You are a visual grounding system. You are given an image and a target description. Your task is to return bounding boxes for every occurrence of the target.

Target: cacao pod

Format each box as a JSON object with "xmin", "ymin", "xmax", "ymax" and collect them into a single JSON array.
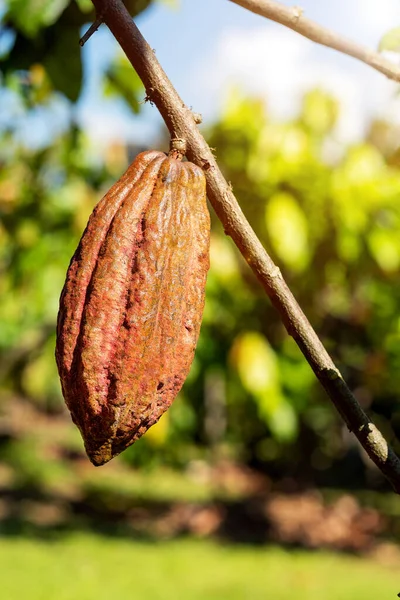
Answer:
[{"xmin": 56, "ymin": 150, "xmax": 210, "ymax": 466}]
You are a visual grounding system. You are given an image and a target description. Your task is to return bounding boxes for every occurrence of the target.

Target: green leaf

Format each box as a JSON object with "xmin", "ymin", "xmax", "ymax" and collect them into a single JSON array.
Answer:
[
  {"xmin": 368, "ymin": 228, "xmax": 400, "ymax": 273},
  {"xmin": 1, "ymin": 24, "xmax": 82, "ymax": 102},
  {"xmin": 301, "ymin": 89, "xmax": 338, "ymax": 135},
  {"xmin": 124, "ymin": 0, "xmax": 153, "ymax": 17},
  {"xmin": 43, "ymin": 26, "xmax": 82, "ymax": 102},
  {"xmin": 104, "ymin": 54, "xmax": 144, "ymax": 114},
  {"xmin": 6, "ymin": 0, "xmax": 69, "ymax": 37},
  {"xmin": 268, "ymin": 401, "xmax": 298, "ymax": 442},
  {"xmin": 379, "ymin": 26, "xmax": 400, "ymax": 52},
  {"xmin": 157, "ymin": 0, "xmax": 180, "ymax": 7},
  {"xmin": 75, "ymin": 0, "xmax": 94, "ymax": 13},
  {"xmin": 230, "ymin": 331, "xmax": 298, "ymax": 442},
  {"xmin": 209, "ymin": 234, "xmax": 240, "ymax": 283}
]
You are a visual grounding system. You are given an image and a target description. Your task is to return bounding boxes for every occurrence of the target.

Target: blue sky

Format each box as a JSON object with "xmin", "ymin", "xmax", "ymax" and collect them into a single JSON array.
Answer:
[
  {"xmin": 77, "ymin": 0, "xmax": 400, "ymax": 148},
  {"xmin": 5, "ymin": 0, "xmax": 400, "ymax": 149}
]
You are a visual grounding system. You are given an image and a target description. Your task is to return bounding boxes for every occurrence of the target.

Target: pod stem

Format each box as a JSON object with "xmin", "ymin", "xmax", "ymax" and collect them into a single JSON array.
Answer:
[{"xmin": 169, "ymin": 138, "xmax": 186, "ymax": 160}]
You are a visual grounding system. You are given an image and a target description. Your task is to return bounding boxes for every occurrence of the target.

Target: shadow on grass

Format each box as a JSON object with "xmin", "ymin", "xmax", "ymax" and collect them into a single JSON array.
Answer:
[
  {"xmin": 0, "ymin": 483, "xmax": 273, "ymax": 545},
  {"xmin": 0, "ymin": 480, "xmax": 392, "ymax": 558}
]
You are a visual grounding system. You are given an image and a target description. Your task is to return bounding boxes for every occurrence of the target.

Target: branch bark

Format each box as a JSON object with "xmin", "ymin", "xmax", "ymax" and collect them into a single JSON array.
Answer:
[
  {"xmin": 230, "ymin": 0, "xmax": 400, "ymax": 83},
  {"xmin": 90, "ymin": 0, "xmax": 400, "ymax": 493}
]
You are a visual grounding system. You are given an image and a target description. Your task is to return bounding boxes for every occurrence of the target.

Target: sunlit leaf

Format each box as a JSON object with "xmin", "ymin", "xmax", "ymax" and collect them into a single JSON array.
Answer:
[
  {"xmin": 265, "ymin": 192, "xmax": 309, "ymax": 271},
  {"xmin": 223, "ymin": 88, "xmax": 267, "ymax": 136},
  {"xmin": 379, "ymin": 26, "xmax": 400, "ymax": 52},
  {"xmin": 301, "ymin": 88, "xmax": 338, "ymax": 135},
  {"xmin": 231, "ymin": 331, "xmax": 279, "ymax": 397},
  {"xmin": 368, "ymin": 228, "xmax": 400, "ymax": 272},
  {"xmin": 230, "ymin": 333, "xmax": 298, "ymax": 441},
  {"xmin": 340, "ymin": 144, "xmax": 384, "ymax": 186},
  {"xmin": 104, "ymin": 54, "xmax": 144, "ymax": 114},
  {"xmin": 268, "ymin": 401, "xmax": 298, "ymax": 442},
  {"xmin": 6, "ymin": 0, "xmax": 69, "ymax": 37},
  {"xmin": 21, "ymin": 336, "xmax": 62, "ymax": 404},
  {"xmin": 336, "ymin": 230, "xmax": 361, "ymax": 263},
  {"xmin": 157, "ymin": 0, "xmax": 180, "ymax": 7},
  {"xmin": 15, "ymin": 219, "xmax": 40, "ymax": 248},
  {"xmin": 280, "ymin": 127, "xmax": 309, "ymax": 163},
  {"xmin": 145, "ymin": 412, "xmax": 169, "ymax": 446},
  {"xmin": 209, "ymin": 234, "xmax": 239, "ymax": 282},
  {"xmin": 75, "ymin": 0, "xmax": 93, "ymax": 12}
]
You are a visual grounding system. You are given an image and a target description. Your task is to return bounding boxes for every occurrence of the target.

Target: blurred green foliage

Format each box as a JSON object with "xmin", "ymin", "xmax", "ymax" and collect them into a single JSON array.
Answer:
[
  {"xmin": 202, "ymin": 89, "xmax": 400, "ymax": 485},
  {"xmin": 1, "ymin": 0, "xmax": 400, "ymax": 494},
  {"xmin": 0, "ymin": 0, "xmax": 153, "ymax": 101},
  {"xmin": 2, "ymin": 85, "xmax": 400, "ymax": 490}
]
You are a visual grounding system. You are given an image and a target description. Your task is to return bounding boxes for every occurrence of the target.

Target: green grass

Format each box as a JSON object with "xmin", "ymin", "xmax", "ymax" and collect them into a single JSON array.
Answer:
[{"xmin": 0, "ymin": 534, "xmax": 398, "ymax": 600}]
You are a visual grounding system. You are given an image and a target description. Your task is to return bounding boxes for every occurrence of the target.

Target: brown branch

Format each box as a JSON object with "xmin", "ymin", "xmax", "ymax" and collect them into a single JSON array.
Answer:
[
  {"xmin": 89, "ymin": 0, "xmax": 400, "ymax": 493},
  {"xmin": 79, "ymin": 15, "xmax": 104, "ymax": 47},
  {"xmin": 230, "ymin": 0, "xmax": 400, "ymax": 82}
]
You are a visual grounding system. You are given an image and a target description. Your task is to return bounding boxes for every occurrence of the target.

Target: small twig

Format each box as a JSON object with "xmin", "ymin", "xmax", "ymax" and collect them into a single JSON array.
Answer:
[
  {"xmin": 90, "ymin": 0, "xmax": 400, "ymax": 493},
  {"xmin": 230, "ymin": 0, "xmax": 400, "ymax": 83},
  {"xmin": 79, "ymin": 15, "xmax": 104, "ymax": 47}
]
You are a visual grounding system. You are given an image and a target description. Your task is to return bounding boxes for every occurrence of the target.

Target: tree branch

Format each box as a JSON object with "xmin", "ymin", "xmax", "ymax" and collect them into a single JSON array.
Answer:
[
  {"xmin": 90, "ymin": 0, "xmax": 400, "ymax": 493},
  {"xmin": 230, "ymin": 0, "xmax": 400, "ymax": 82},
  {"xmin": 79, "ymin": 15, "xmax": 104, "ymax": 47}
]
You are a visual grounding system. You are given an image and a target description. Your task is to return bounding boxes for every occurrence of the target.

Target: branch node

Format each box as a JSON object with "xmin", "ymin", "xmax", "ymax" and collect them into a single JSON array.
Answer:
[
  {"xmin": 269, "ymin": 265, "xmax": 282, "ymax": 279},
  {"xmin": 324, "ymin": 367, "xmax": 341, "ymax": 381},
  {"xmin": 192, "ymin": 112, "xmax": 203, "ymax": 124},
  {"xmin": 292, "ymin": 6, "xmax": 304, "ymax": 23},
  {"xmin": 79, "ymin": 15, "xmax": 104, "ymax": 47},
  {"xmin": 202, "ymin": 159, "xmax": 213, "ymax": 171},
  {"xmin": 144, "ymin": 87, "xmax": 155, "ymax": 105}
]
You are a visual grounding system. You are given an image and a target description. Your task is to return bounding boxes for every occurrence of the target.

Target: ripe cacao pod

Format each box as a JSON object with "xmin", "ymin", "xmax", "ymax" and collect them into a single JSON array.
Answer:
[{"xmin": 56, "ymin": 150, "xmax": 210, "ymax": 466}]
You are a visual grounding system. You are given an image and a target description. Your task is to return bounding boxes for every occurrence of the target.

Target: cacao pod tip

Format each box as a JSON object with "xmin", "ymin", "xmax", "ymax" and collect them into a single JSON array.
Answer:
[
  {"xmin": 85, "ymin": 428, "xmax": 143, "ymax": 467},
  {"xmin": 85, "ymin": 445, "xmax": 113, "ymax": 467}
]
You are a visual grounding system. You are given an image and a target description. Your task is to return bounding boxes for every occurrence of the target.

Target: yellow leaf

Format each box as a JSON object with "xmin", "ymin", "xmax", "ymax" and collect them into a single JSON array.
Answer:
[
  {"xmin": 265, "ymin": 192, "xmax": 309, "ymax": 271},
  {"xmin": 209, "ymin": 234, "xmax": 239, "ymax": 282},
  {"xmin": 145, "ymin": 411, "xmax": 169, "ymax": 447},
  {"xmin": 231, "ymin": 332, "xmax": 279, "ymax": 396},
  {"xmin": 368, "ymin": 229, "xmax": 400, "ymax": 272}
]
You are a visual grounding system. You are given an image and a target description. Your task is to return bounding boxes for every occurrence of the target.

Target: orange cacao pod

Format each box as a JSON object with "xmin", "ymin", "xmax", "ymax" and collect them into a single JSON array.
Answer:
[{"xmin": 56, "ymin": 150, "xmax": 210, "ymax": 466}]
